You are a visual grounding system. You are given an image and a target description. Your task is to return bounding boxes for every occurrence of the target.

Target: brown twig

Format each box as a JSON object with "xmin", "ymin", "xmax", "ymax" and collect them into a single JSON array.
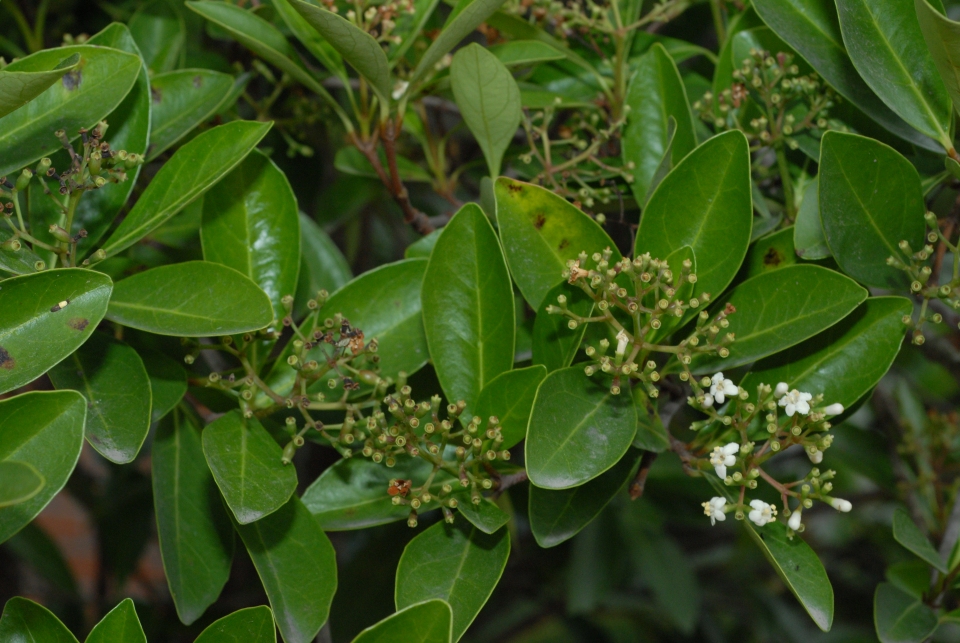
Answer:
[
  {"xmin": 628, "ymin": 451, "xmax": 659, "ymax": 499},
  {"xmin": 493, "ymin": 470, "xmax": 528, "ymax": 499}
]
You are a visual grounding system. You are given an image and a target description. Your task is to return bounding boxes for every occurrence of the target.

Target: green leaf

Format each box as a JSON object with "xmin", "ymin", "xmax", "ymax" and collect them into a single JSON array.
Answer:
[
  {"xmin": 635, "ymin": 131, "xmax": 752, "ymax": 306},
  {"xmin": 194, "ymin": 606, "xmax": 277, "ymax": 643},
  {"xmin": 794, "ymin": 178, "xmax": 830, "ymax": 260},
  {"xmin": 693, "ymin": 265, "xmax": 867, "ymax": 372},
  {"xmin": 0, "ymin": 45, "xmax": 141, "ymax": 177},
  {"xmin": 410, "ymin": 0, "xmax": 508, "ymax": 87},
  {"xmin": 874, "ymin": 582, "xmax": 939, "ymax": 643},
  {"xmin": 751, "ymin": 0, "xmax": 938, "ymax": 151},
  {"xmin": 106, "ymin": 261, "xmax": 274, "ymax": 337},
  {"xmin": 4, "ymin": 523, "xmax": 78, "ymax": 596},
  {"xmin": 495, "ymin": 178, "xmax": 619, "ymax": 310},
  {"xmin": 290, "ymin": 0, "xmax": 393, "ymax": 103},
  {"xmin": 48, "ymin": 333, "xmax": 152, "ymax": 464},
  {"xmin": 153, "ymin": 411, "xmax": 234, "ymax": 625},
  {"xmin": 272, "ymin": 0, "xmax": 346, "ymax": 78},
  {"xmin": 352, "ymin": 600, "xmax": 453, "ymax": 643},
  {"xmin": 488, "ymin": 40, "xmax": 565, "ymax": 67},
  {"xmin": 422, "ymin": 204, "xmax": 515, "ymax": 419},
  {"xmin": 396, "ymin": 519, "xmax": 509, "ymax": 642},
  {"xmin": 450, "ymin": 43, "xmax": 521, "ymax": 177},
  {"xmin": 234, "ymin": 495, "xmax": 338, "ymax": 643},
  {"xmin": 529, "ymin": 449, "xmax": 639, "ymax": 548},
  {"xmin": 129, "ymin": 0, "xmax": 185, "ymax": 73},
  {"xmin": 85, "ymin": 599, "xmax": 146, "ymax": 643},
  {"xmin": 742, "ymin": 297, "xmax": 910, "ymax": 408},
  {"xmin": 140, "ymin": 349, "xmax": 187, "ymax": 423},
  {"xmin": 0, "ymin": 597, "xmax": 79, "ymax": 643},
  {"xmin": 100, "ymin": 120, "xmax": 271, "ymax": 257},
  {"xmin": 201, "ymin": 150, "xmax": 301, "ymax": 321},
  {"xmin": 0, "ymin": 391, "xmax": 85, "ymax": 544},
  {"xmin": 0, "ymin": 461, "xmax": 44, "ymax": 509},
  {"xmin": 819, "ymin": 131, "xmax": 925, "ymax": 289},
  {"xmin": 0, "ymin": 269, "xmax": 113, "ymax": 395},
  {"xmin": 622, "ymin": 43, "xmax": 697, "ymax": 205},
  {"xmin": 526, "ymin": 366, "xmax": 637, "ymax": 489},
  {"xmin": 202, "ymin": 410, "xmax": 298, "ymax": 524},
  {"xmin": 0, "ymin": 229, "xmax": 43, "ymax": 275},
  {"xmin": 474, "ymin": 365, "xmax": 547, "ymax": 449},
  {"xmin": 532, "ymin": 282, "xmax": 594, "ymax": 372},
  {"xmin": 302, "ymin": 455, "xmax": 434, "ymax": 530},
  {"xmin": 0, "ymin": 53, "xmax": 79, "ymax": 119},
  {"xmin": 147, "ymin": 69, "xmax": 236, "ymax": 160},
  {"xmin": 334, "ymin": 146, "xmax": 433, "ymax": 183},
  {"xmin": 294, "ymin": 214, "xmax": 352, "ymax": 318},
  {"xmin": 893, "ymin": 508, "xmax": 948, "ymax": 573},
  {"xmin": 455, "ymin": 498, "xmax": 510, "ymax": 535},
  {"xmin": 836, "ymin": 0, "xmax": 951, "ymax": 149},
  {"xmin": 916, "ymin": 0, "xmax": 960, "ymax": 130}
]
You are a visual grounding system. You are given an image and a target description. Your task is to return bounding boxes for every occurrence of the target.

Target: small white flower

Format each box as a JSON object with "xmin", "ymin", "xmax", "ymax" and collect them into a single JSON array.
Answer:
[
  {"xmin": 709, "ymin": 442, "xmax": 739, "ymax": 478},
  {"xmin": 807, "ymin": 447, "xmax": 823, "ymax": 464},
  {"xmin": 774, "ymin": 382, "xmax": 789, "ymax": 398},
  {"xmin": 779, "ymin": 389, "xmax": 813, "ymax": 417},
  {"xmin": 701, "ymin": 393, "xmax": 715, "ymax": 409},
  {"xmin": 710, "ymin": 372, "xmax": 739, "ymax": 404},
  {"xmin": 615, "ymin": 329, "xmax": 629, "ymax": 357},
  {"xmin": 823, "ymin": 403, "xmax": 844, "ymax": 416},
  {"xmin": 748, "ymin": 499, "xmax": 777, "ymax": 527},
  {"xmin": 829, "ymin": 497, "xmax": 852, "ymax": 512},
  {"xmin": 788, "ymin": 508, "xmax": 803, "ymax": 531},
  {"xmin": 391, "ymin": 80, "xmax": 409, "ymax": 100},
  {"xmin": 702, "ymin": 497, "xmax": 727, "ymax": 525}
]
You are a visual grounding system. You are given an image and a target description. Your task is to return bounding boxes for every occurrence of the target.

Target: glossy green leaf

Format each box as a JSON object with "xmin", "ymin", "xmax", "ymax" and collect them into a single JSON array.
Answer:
[
  {"xmin": 153, "ymin": 411, "xmax": 234, "ymax": 625},
  {"xmin": 0, "ymin": 45, "xmax": 141, "ymax": 177},
  {"xmin": 234, "ymin": 495, "xmax": 337, "ymax": 643},
  {"xmin": 147, "ymin": 69, "xmax": 235, "ymax": 160},
  {"xmin": 0, "ymin": 462, "xmax": 44, "ymax": 509},
  {"xmin": 0, "ymin": 391, "xmax": 85, "ymax": 544},
  {"xmin": 529, "ymin": 449, "xmax": 639, "ymax": 548},
  {"xmin": 450, "ymin": 43, "xmax": 520, "ymax": 177},
  {"xmin": 916, "ymin": 0, "xmax": 960, "ymax": 126},
  {"xmin": 751, "ymin": 0, "xmax": 937, "ymax": 151},
  {"xmin": 455, "ymin": 498, "xmax": 509, "ymax": 535},
  {"xmin": 893, "ymin": 508, "xmax": 947, "ymax": 573},
  {"xmin": 291, "ymin": 0, "xmax": 392, "ymax": 103},
  {"xmin": 532, "ymin": 282, "xmax": 594, "ymax": 372},
  {"xmin": 302, "ymin": 455, "xmax": 434, "ymax": 530},
  {"xmin": 422, "ymin": 204, "xmax": 515, "ymax": 418},
  {"xmin": 201, "ymin": 150, "xmax": 301, "ymax": 321},
  {"xmin": 635, "ymin": 131, "xmax": 752, "ymax": 305},
  {"xmin": 474, "ymin": 365, "xmax": 547, "ymax": 449},
  {"xmin": 273, "ymin": 0, "xmax": 346, "ymax": 78},
  {"xmin": 140, "ymin": 350, "xmax": 187, "ymax": 423},
  {"xmin": 526, "ymin": 366, "xmax": 637, "ymax": 489},
  {"xmin": 334, "ymin": 146, "xmax": 433, "ymax": 183},
  {"xmin": 495, "ymin": 178, "xmax": 619, "ymax": 310},
  {"xmin": 353, "ymin": 600, "xmax": 452, "ymax": 643},
  {"xmin": 295, "ymin": 214, "xmax": 352, "ymax": 318},
  {"xmin": 410, "ymin": 0, "xmax": 508, "ymax": 87},
  {"xmin": 202, "ymin": 410, "xmax": 297, "ymax": 524},
  {"xmin": 836, "ymin": 0, "xmax": 951, "ymax": 148},
  {"xmin": 489, "ymin": 40, "xmax": 565, "ymax": 66},
  {"xmin": 194, "ymin": 606, "xmax": 277, "ymax": 643},
  {"xmin": 0, "ymin": 269, "xmax": 112, "ymax": 395},
  {"xmin": 622, "ymin": 43, "xmax": 697, "ymax": 205},
  {"xmin": 100, "ymin": 120, "xmax": 272, "ymax": 257},
  {"xmin": 694, "ymin": 265, "xmax": 867, "ymax": 372},
  {"xmin": 742, "ymin": 297, "xmax": 911, "ymax": 409},
  {"xmin": 794, "ymin": 178, "xmax": 830, "ymax": 260},
  {"xmin": 874, "ymin": 582, "xmax": 939, "ymax": 643},
  {"xmin": 0, "ymin": 597, "xmax": 78, "ymax": 643},
  {"xmin": 48, "ymin": 333, "xmax": 152, "ymax": 464},
  {"xmin": 0, "ymin": 53, "xmax": 79, "ymax": 118},
  {"xmin": 107, "ymin": 261, "xmax": 274, "ymax": 337},
  {"xmin": 819, "ymin": 131, "xmax": 925, "ymax": 289},
  {"xmin": 129, "ymin": 0, "xmax": 185, "ymax": 73},
  {"xmin": 486, "ymin": 12, "xmax": 599, "ymax": 80},
  {"xmin": 85, "ymin": 598, "xmax": 146, "ymax": 643},
  {"xmin": 0, "ymin": 229, "xmax": 43, "ymax": 275},
  {"xmin": 396, "ymin": 519, "xmax": 509, "ymax": 642}
]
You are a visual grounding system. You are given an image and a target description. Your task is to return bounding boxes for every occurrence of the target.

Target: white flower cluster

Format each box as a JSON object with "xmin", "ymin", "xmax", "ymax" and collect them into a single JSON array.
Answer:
[{"xmin": 700, "ymin": 372, "xmax": 738, "ymax": 408}]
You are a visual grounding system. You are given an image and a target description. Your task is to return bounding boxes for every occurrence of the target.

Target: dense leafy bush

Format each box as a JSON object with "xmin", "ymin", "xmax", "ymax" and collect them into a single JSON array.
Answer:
[{"xmin": 2, "ymin": 0, "xmax": 960, "ymax": 641}]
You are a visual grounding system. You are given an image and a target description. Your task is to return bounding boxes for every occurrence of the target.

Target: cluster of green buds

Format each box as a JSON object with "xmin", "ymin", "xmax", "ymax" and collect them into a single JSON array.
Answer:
[
  {"xmin": 550, "ymin": 247, "xmax": 734, "ymax": 396},
  {"xmin": 325, "ymin": 0, "xmax": 416, "ymax": 46},
  {"xmin": 695, "ymin": 48, "xmax": 836, "ymax": 152},
  {"xmin": 506, "ymin": 0, "xmax": 688, "ymax": 41},
  {"xmin": 690, "ymin": 378, "xmax": 851, "ymax": 536},
  {"xmin": 887, "ymin": 212, "xmax": 956, "ymax": 344}
]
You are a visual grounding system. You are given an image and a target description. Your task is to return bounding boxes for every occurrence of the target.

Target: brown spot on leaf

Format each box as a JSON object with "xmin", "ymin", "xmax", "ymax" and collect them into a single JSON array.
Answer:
[
  {"xmin": 68, "ymin": 318, "xmax": 89, "ymax": 331},
  {"xmin": 534, "ymin": 213, "xmax": 546, "ymax": 230},
  {"xmin": 193, "ymin": 75, "xmax": 204, "ymax": 88},
  {"xmin": 62, "ymin": 70, "xmax": 82, "ymax": 91},
  {"xmin": 507, "ymin": 183, "xmax": 523, "ymax": 194},
  {"xmin": 558, "ymin": 238, "xmax": 570, "ymax": 251},
  {"xmin": 763, "ymin": 247, "xmax": 782, "ymax": 267},
  {"xmin": 151, "ymin": 86, "xmax": 163, "ymax": 104},
  {"xmin": 0, "ymin": 347, "xmax": 14, "ymax": 370}
]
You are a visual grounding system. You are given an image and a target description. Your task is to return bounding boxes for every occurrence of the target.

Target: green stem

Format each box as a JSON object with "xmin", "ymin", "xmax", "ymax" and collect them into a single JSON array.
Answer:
[
  {"xmin": 774, "ymin": 142, "xmax": 796, "ymax": 221},
  {"xmin": 709, "ymin": 0, "xmax": 726, "ymax": 44}
]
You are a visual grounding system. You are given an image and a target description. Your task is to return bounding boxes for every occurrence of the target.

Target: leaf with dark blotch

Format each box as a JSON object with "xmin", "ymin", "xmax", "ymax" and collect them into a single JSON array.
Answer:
[{"xmin": 0, "ymin": 53, "xmax": 79, "ymax": 118}]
